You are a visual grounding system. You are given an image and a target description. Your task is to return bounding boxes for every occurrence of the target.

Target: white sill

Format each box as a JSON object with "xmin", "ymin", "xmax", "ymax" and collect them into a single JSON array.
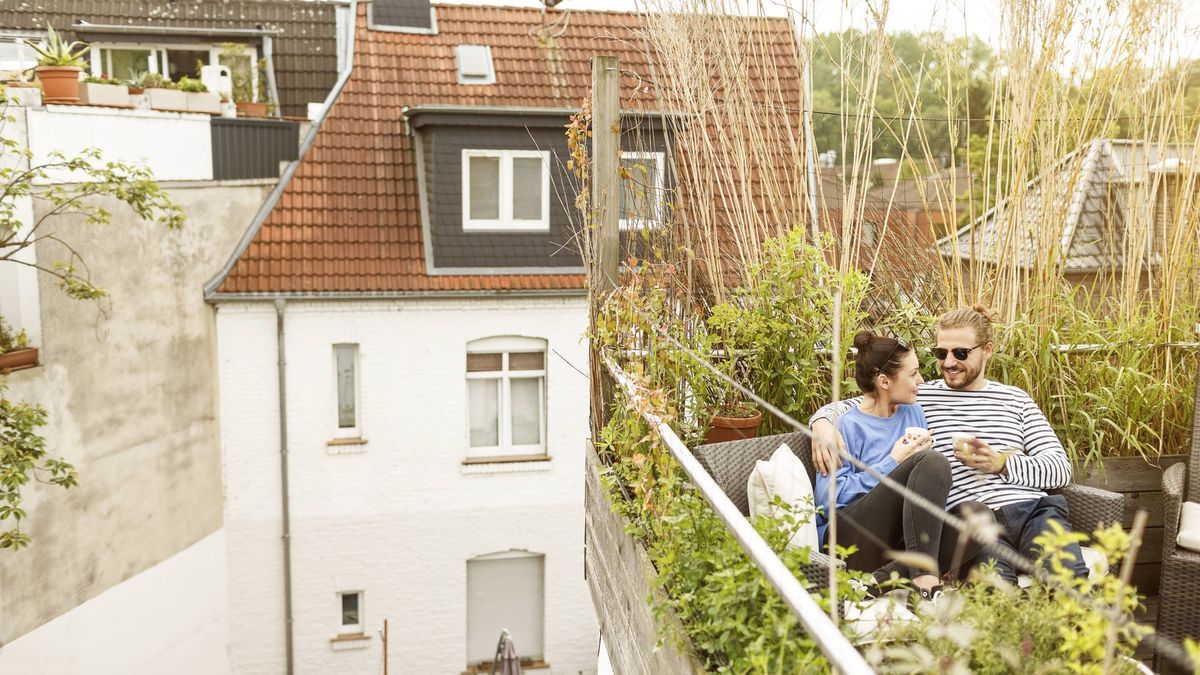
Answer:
[
  {"xmin": 461, "ymin": 455, "xmax": 552, "ymax": 475},
  {"xmin": 330, "ymin": 633, "xmax": 370, "ymax": 651},
  {"xmin": 327, "ymin": 437, "xmax": 368, "ymax": 455},
  {"xmin": 462, "ymin": 222, "xmax": 550, "ymax": 233}
]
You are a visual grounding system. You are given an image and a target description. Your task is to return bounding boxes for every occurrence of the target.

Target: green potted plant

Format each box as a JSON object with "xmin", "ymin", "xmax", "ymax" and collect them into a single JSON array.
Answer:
[
  {"xmin": 21, "ymin": 25, "xmax": 89, "ymax": 103},
  {"xmin": 137, "ymin": 72, "xmax": 187, "ymax": 112},
  {"xmin": 705, "ymin": 393, "xmax": 762, "ymax": 444},
  {"xmin": 177, "ymin": 76, "xmax": 220, "ymax": 114},
  {"xmin": 78, "ymin": 73, "xmax": 130, "ymax": 107},
  {"xmin": 0, "ymin": 317, "xmax": 37, "ymax": 373}
]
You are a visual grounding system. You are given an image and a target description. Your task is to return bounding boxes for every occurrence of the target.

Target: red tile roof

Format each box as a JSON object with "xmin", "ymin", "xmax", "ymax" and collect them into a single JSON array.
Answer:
[{"xmin": 214, "ymin": 3, "xmax": 801, "ymax": 295}]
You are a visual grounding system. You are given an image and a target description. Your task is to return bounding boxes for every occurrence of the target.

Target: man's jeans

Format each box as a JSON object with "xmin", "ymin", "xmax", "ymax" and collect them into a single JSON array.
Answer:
[{"xmin": 979, "ymin": 494, "xmax": 1090, "ymax": 584}]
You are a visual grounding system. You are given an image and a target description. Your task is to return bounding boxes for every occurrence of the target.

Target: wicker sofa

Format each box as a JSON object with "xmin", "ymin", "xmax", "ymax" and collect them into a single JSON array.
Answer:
[
  {"xmin": 1155, "ymin": 373, "xmax": 1200, "ymax": 674},
  {"xmin": 693, "ymin": 430, "xmax": 1126, "ymax": 584}
]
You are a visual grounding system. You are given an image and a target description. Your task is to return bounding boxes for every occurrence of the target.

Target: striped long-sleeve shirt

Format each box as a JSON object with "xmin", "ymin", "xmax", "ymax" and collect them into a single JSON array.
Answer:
[{"xmin": 811, "ymin": 380, "xmax": 1072, "ymax": 510}]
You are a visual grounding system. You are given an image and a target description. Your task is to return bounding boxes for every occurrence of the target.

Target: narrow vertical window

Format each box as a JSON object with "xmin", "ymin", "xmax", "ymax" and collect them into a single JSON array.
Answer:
[
  {"xmin": 334, "ymin": 344, "xmax": 359, "ymax": 436},
  {"xmin": 618, "ymin": 151, "xmax": 665, "ymax": 230},
  {"xmin": 339, "ymin": 591, "xmax": 363, "ymax": 634}
]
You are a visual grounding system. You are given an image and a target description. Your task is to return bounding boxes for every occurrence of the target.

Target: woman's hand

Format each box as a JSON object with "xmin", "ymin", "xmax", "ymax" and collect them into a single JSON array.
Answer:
[
  {"xmin": 811, "ymin": 419, "xmax": 844, "ymax": 476},
  {"xmin": 891, "ymin": 430, "xmax": 933, "ymax": 464}
]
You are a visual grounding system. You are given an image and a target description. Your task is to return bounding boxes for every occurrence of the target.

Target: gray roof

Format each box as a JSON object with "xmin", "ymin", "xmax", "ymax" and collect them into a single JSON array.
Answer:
[{"xmin": 937, "ymin": 139, "xmax": 1197, "ymax": 271}]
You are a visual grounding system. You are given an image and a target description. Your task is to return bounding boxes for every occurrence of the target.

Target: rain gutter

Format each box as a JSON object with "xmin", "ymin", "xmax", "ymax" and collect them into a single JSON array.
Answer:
[{"xmin": 275, "ymin": 297, "xmax": 295, "ymax": 675}]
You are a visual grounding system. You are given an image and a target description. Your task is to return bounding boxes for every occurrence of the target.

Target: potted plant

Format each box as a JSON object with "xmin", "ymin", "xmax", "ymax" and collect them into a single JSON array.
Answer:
[
  {"xmin": 0, "ymin": 317, "xmax": 37, "ymax": 372},
  {"xmin": 78, "ymin": 73, "xmax": 130, "ymax": 107},
  {"xmin": 137, "ymin": 73, "xmax": 187, "ymax": 112},
  {"xmin": 705, "ymin": 395, "xmax": 762, "ymax": 444},
  {"xmin": 177, "ymin": 76, "xmax": 220, "ymax": 114},
  {"xmin": 22, "ymin": 25, "xmax": 89, "ymax": 103}
]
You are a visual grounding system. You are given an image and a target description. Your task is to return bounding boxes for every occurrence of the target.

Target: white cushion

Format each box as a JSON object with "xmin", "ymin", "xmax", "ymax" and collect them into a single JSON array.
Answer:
[
  {"xmin": 1016, "ymin": 545, "xmax": 1108, "ymax": 588},
  {"xmin": 1178, "ymin": 501, "xmax": 1200, "ymax": 553},
  {"xmin": 843, "ymin": 594, "xmax": 918, "ymax": 642},
  {"xmin": 747, "ymin": 443, "xmax": 819, "ymax": 550}
]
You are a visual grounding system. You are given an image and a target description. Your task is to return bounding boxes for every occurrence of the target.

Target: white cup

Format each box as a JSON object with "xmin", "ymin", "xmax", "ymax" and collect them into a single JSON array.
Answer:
[{"xmin": 903, "ymin": 426, "xmax": 931, "ymax": 445}]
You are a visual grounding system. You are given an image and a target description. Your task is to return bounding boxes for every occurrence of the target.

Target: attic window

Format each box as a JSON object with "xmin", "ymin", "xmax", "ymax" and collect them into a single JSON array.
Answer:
[{"xmin": 456, "ymin": 45, "xmax": 495, "ymax": 85}]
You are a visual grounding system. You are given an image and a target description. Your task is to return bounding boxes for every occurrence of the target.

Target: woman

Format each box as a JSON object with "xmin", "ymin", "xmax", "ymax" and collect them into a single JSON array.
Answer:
[{"xmin": 813, "ymin": 330, "xmax": 953, "ymax": 600}]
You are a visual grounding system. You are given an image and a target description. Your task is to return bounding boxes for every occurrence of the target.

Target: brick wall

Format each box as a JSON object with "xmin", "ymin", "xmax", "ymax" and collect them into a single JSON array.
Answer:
[{"xmin": 217, "ymin": 295, "xmax": 597, "ymax": 673}]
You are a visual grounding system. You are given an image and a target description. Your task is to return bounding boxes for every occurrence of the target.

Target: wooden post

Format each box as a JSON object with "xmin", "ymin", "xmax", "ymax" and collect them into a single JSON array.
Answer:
[
  {"xmin": 589, "ymin": 55, "xmax": 620, "ymax": 442},
  {"xmin": 591, "ymin": 55, "xmax": 620, "ymax": 292},
  {"xmin": 382, "ymin": 619, "xmax": 388, "ymax": 675}
]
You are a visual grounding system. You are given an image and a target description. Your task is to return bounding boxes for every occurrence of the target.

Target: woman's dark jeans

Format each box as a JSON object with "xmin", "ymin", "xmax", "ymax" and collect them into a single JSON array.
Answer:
[{"xmin": 821, "ymin": 450, "xmax": 993, "ymax": 583}]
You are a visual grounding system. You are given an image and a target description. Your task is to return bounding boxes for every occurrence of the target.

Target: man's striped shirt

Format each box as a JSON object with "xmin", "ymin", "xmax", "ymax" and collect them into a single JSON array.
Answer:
[{"xmin": 812, "ymin": 380, "xmax": 1072, "ymax": 510}]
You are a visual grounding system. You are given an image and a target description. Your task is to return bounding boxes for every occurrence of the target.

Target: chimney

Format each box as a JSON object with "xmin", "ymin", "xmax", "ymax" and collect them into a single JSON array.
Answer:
[{"xmin": 371, "ymin": 0, "xmax": 435, "ymax": 32}]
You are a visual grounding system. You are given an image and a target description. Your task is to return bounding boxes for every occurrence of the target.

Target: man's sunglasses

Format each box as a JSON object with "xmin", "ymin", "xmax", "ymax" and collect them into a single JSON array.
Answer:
[{"xmin": 931, "ymin": 344, "xmax": 985, "ymax": 361}]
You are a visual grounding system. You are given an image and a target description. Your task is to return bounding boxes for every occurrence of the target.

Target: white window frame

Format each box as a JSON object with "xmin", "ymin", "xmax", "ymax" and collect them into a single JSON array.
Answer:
[
  {"xmin": 465, "ymin": 336, "xmax": 547, "ymax": 459},
  {"xmin": 461, "ymin": 150, "xmax": 551, "ymax": 232},
  {"xmin": 618, "ymin": 151, "xmax": 665, "ymax": 231},
  {"xmin": 88, "ymin": 41, "xmax": 258, "ymax": 97},
  {"xmin": 332, "ymin": 343, "xmax": 361, "ymax": 439},
  {"xmin": 338, "ymin": 591, "xmax": 364, "ymax": 635},
  {"xmin": 466, "ymin": 551, "xmax": 544, "ymax": 667}
]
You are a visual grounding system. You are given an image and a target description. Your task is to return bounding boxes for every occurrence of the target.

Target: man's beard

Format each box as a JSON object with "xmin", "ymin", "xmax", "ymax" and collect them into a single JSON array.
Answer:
[{"xmin": 940, "ymin": 361, "xmax": 982, "ymax": 389}]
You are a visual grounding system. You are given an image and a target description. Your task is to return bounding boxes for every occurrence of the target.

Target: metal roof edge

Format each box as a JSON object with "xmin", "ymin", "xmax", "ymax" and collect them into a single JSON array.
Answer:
[
  {"xmin": 202, "ymin": 0, "xmax": 360, "ymax": 300},
  {"xmin": 403, "ymin": 104, "xmax": 684, "ymax": 118},
  {"xmin": 74, "ymin": 21, "xmax": 283, "ymax": 37},
  {"xmin": 207, "ymin": 288, "xmax": 588, "ymax": 303}
]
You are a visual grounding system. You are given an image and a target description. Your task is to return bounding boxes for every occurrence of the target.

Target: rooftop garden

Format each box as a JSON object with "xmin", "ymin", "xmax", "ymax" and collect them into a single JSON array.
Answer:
[{"xmin": 580, "ymin": 0, "xmax": 1200, "ymax": 671}]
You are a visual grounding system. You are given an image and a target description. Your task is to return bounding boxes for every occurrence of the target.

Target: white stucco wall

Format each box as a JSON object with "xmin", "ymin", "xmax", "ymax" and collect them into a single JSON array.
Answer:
[
  {"xmin": 0, "ymin": 529, "xmax": 229, "ymax": 675},
  {"xmin": 26, "ymin": 106, "xmax": 213, "ymax": 182},
  {"xmin": 217, "ymin": 295, "xmax": 597, "ymax": 675}
]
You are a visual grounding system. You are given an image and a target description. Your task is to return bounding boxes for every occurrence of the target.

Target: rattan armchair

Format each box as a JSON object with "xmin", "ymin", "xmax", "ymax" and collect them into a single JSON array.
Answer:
[
  {"xmin": 693, "ymin": 431, "xmax": 1125, "ymax": 584},
  {"xmin": 1155, "ymin": 373, "xmax": 1200, "ymax": 674}
]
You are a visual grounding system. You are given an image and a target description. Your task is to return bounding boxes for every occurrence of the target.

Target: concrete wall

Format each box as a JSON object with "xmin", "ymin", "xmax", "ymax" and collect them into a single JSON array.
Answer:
[
  {"xmin": 27, "ymin": 106, "xmax": 214, "ymax": 182},
  {"xmin": 0, "ymin": 530, "xmax": 230, "ymax": 675},
  {"xmin": 217, "ymin": 296, "xmax": 599, "ymax": 674},
  {"xmin": 0, "ymin": 177, "xmax": 272, "ymax": 646}
]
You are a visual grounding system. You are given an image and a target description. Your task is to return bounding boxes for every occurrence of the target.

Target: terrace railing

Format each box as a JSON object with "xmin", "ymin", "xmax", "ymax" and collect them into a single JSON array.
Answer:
[{"xmin": 211, "ymin": 117, "xmax": 300, "ymax": 181}]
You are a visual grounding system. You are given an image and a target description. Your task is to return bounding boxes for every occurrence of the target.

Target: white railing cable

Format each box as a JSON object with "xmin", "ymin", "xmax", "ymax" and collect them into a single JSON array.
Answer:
[
  {"xmin": 607, "ymin": 303, "xmax": 1196, "ymax": 671},
  {"xmin": 603, "ymin": 355, "xmax": 874, "ymax": 674}
]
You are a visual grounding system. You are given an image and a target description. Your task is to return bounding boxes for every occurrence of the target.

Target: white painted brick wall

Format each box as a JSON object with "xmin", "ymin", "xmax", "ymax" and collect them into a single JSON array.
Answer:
[{"xmin": 218, "ymin": 296, "xmax": 598, "ymax": 674}]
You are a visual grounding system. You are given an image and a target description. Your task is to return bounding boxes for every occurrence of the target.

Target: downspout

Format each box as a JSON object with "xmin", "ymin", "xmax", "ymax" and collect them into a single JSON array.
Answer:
[{"xmin": 275, "ymin": 297, "xmax": 295, "ymax": 675}]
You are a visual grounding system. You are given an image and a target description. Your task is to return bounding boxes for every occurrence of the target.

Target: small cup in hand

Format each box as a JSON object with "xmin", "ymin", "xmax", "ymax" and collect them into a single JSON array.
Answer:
[
  {"xmin": 953, "ymin": 433, "xmax": 977, "ymax": 459},
  {"xmin": 902, "ymin": 427, "xmax": 932, "ymax": 446}
]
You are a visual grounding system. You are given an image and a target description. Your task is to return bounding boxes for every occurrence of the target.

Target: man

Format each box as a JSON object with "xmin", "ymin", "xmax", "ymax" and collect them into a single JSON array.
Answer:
[{"xmin": 810, "ymin": 305, "xmax": 1089, "ymax": 583}]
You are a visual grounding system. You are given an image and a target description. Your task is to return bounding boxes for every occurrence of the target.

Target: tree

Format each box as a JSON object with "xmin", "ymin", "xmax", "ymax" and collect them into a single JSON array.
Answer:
[{"xmin": 0, "ymin": 98, "xmax": 183, "ymax": 549}]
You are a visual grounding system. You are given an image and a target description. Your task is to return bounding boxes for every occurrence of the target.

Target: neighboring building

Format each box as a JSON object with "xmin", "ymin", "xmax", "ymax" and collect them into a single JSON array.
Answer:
[
  {"xmin": 0, "ymin": 98, "xmax": 306, "ymax": 671},
  {"xmin": 0, "ymin": 0, "xmax": 345, "ymax": 117},
  {"xmin": 937, "ymin": 138, "xmax": 1200, "ymax": 291},
  {"xmin": 204, "ymin": 1, "xmax": 675, "ymax": 672}
]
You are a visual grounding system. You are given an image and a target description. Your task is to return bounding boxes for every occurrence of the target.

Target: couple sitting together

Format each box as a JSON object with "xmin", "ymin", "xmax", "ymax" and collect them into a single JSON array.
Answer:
[{"xmin": 810, "ymin": 305, "xmax": 1089, "ymax": 601}]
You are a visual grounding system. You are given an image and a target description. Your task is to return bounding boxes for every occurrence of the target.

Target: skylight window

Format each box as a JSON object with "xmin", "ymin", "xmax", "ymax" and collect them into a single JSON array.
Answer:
[{"xmin": 456, "ymin": 45, "xmax": 495, "ymax": 85}]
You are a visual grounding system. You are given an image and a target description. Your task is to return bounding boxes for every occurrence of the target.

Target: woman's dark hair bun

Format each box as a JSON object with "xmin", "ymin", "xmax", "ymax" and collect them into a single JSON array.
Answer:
[{"xmin": 853, "ymin": 330, "xmax": 875, "ymax": 352}]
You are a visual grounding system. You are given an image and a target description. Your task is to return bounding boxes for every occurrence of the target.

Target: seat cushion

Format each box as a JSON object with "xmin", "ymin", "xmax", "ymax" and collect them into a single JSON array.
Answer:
[
  {"xmin": 747, "ymin": 442, "xmax": 819, "ymax": 550},
  {"xmin": 1178, "ymin": 501, "xmax": 1200, "ymax": 553}
]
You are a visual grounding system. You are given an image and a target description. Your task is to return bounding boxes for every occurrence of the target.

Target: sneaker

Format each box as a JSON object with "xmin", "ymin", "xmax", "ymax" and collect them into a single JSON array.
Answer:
[{"xmin": 908, "ymin": 581, "xmax": 948, "ymax": 609}]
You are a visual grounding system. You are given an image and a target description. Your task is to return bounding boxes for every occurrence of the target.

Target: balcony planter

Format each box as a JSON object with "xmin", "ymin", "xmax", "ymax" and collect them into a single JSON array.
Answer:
[
  {"xmin": 34, "ymin": 66, "xmax": 81, "ymax": 103},
  {"xmin": 146, "ymin": 87, "xmax": 188, "ymax": 112},
  {"xmin": 705, "ymin": 404, "xmax": 762, "ymax": 444},
  {"xmin": 185, "ymin": 91, "xmax": 221, "ymax": 115},
  {"xmin": 236, "ymin": 100, "xmax": 269, "ymax": 118},
  {"xmin": 0, "ymin": 347, "xmax": 38, "ymax": 373},
  {"xmin": 78, "ymin": 82, "xmax": 131, "ymax": 107}
]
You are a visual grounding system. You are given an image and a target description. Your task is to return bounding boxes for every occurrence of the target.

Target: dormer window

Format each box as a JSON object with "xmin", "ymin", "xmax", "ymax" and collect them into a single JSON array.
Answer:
[{"xmin": 456, "ymin": 45, "xmax": 495, "ymax": 85}]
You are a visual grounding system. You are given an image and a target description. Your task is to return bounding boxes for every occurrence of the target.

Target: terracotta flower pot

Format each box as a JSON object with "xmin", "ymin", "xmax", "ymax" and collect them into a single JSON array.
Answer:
[
  {"xmin": 35, "ymin": 66, "xmax": 82, "ymax": 103},
  {"xmin": 236, "ymin": 100, "xmax": 268, "ymax": 118},
  {"xmin": 0, "ymin": 347, "xmax": 38, "ymax": 372},
  {"xmin": 705, "ymin": 408, "xmax": 763, "ymax": 444}
]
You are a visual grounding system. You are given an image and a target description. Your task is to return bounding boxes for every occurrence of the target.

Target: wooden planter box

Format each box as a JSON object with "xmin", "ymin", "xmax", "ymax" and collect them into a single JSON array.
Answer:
[
  {"xmin": 0, "ymin": 347, "xmax": 38, "ymax": 372},
  {"xmin": 585, "ymin": 444, "xmax": 706, "ymax": 674},
  {"xmin": 185, "ymin": 91, "xmax": 221, "ymax": 115},
  {"xmin": 78, "ymin": 82, "xmax": 131, "ymax": 107},
  {"xmin": 145, "ymin": 88, "xmax": 187, "ymax": 112},
  {"xmin": 1075, "ymin": 453, "xmax": 1187, "ymax": 597}
]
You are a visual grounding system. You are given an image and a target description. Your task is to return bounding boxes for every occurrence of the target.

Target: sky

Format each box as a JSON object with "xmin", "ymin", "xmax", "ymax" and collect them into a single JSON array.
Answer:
[{"xmin": 434, "ymin": 0, "xmax": 1200, "ymax": 62}]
